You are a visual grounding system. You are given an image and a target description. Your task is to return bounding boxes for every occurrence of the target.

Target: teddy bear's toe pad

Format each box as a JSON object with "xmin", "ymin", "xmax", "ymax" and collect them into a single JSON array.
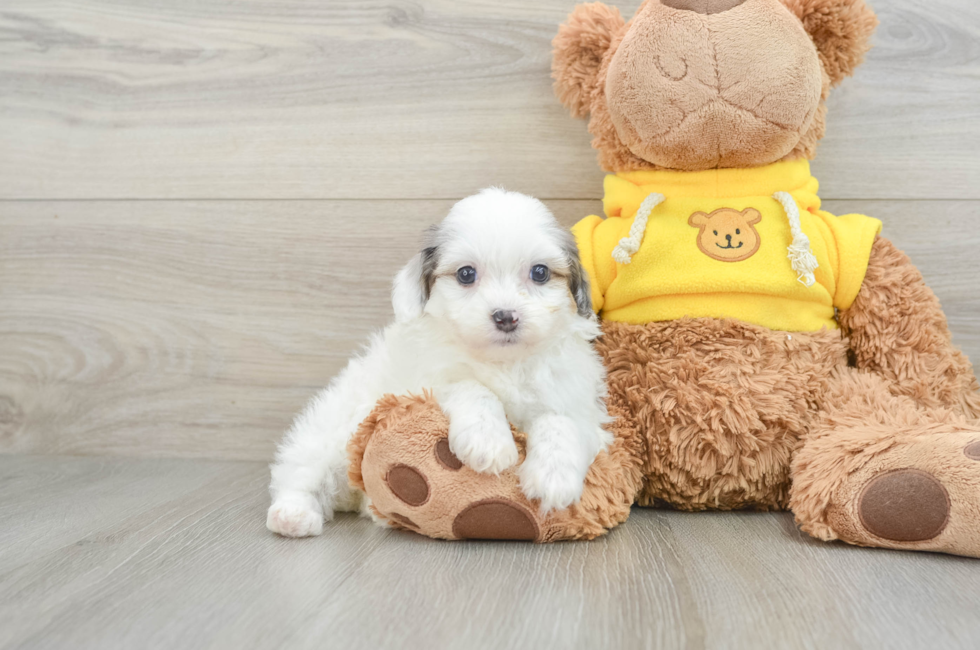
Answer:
[
  {"xmin": 388, "ymin": 512, "xmax": 420, "ymax": 530},
  {"xmin": 964, "ymin": 441, "xmax": 980, "ymax": 461},
  {"xmin": 857, "ymin": 469, "xmax": 950, "ymax": 543},
  {"xmin": 435, "ymin": 437, "xmax": 464, "ymax": 470},
  {"xmin": 385, "ymin": 464, "xmax": 430, "ymax": 506},
  {"xmin": 452, "ymin": 499, "xmax": 540, "ymax": 541}
]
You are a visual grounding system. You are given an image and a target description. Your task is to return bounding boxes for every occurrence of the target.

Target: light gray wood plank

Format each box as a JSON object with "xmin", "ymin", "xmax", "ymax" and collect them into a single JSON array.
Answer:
[
  {"xmin": 0, "ymin": 455, "xmax": 250, "ymax": 569},
  {"xmin": 0, "ymin": 0, "xmax": 978, "ymax": 200},
  {"xmin": 2, "ymin": 199, "xmax": 978, "ymax": 461},
  {"xmin": 816, "ymin": 0, "xmax": 980, "ymax": 200},
  {"xmin": 1, "ymin": 455, "xmax": 980, "ymax": 650}
]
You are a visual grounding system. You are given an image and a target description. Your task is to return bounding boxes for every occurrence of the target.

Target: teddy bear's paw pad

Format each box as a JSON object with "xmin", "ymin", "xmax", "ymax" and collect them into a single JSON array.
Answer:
[
  {"xmin": 385, "ymin": 464, "xmax": 430, "ymax": 506},
  {"xmin": 452, "ymin": 498, "xmax": 540, "ymax": 541},
  {"xmin": 388, "ymin": 512, "xmax": 420, "ymax": 531},
  {"xmin": 857, "ymin": 469, "xmax": 950, "ymax": 543},
  {"xmin": 964, "ymin": 441, "xmax": 980, "ymax": 461},
  {"xmin": 435, "ymin": 437, "xmax": 463, "ymax": 470}
]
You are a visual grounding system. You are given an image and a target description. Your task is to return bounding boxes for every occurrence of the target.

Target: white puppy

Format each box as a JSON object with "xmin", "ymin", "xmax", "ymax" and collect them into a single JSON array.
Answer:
[{"xmin": 267, "ymin": 188, "xmax": 611, "ymax": 537}]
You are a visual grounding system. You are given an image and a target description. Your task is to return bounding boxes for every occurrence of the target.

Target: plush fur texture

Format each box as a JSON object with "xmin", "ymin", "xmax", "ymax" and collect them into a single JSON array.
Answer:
[
  {"xmin": 552, "ymin": 2, "xmax": 625, "ymax": 119},
  {"xmin": 783, "ymin": 0, "xmax": 879, "ymax": 87},
  {"xmin": 787, "ymin": 236, "xmax": 980, "ymax": 553},
  {"xmin": 552, "ymin": 0, "xmax": 876, "ymax": 172},
  {"xmin": 267, "ymin": 189, "xmax": 610, "ymax": 537},
  {"xmin": 597, "ymin": 318, "xmax": 847, "ymax": 511},
  {"xmin": 791, "ymin": 368, "xmax": 980, "ymax": 555},
  {"xmin": 604, "ymin": 0, "xmax": 823, "ymax": 170},
  {"xmin": 839, "ymin": 237, "xmax": 980, "ymax": 416}
]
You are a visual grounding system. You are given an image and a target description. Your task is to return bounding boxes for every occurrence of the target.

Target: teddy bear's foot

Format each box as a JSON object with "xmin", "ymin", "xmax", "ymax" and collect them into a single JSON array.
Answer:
[
  {"xmin": 346, "ymin": 393, "xmax": 644, "ymax": 542},
  {"xmin": 793, "ymin": 415, "xmax": 980, "ymax": 557},
  {"xmin": 835, "ymin": 431, "xmax": 980, "ymax": 556}
]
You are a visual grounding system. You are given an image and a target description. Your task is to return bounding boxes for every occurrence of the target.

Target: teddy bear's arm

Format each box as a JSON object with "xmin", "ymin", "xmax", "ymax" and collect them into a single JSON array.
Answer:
[{"xmin": 838, "ymin": 236, "xmax": 980, "ymax": 418}]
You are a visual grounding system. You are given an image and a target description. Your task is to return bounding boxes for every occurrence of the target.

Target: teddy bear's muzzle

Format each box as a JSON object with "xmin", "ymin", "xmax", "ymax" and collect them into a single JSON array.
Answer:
[
  {"xmin": 603, "ymin": 0, "xmax": 823, "ymax": 170},
  {"xmin": 661, "ymin": 0, "xmax": 747, "ymax": 15}
]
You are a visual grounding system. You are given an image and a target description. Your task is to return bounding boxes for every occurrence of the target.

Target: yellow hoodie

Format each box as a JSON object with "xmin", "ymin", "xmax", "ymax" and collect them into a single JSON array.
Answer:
[{"xmin": 572, "ymin": 160, "xmax": 882, "ymax": 332}]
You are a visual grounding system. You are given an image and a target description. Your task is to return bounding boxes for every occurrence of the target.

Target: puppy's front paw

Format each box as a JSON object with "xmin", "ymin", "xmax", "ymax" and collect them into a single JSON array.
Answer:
[
  {"xmin": 518, "ymin": 460, "xmax": 585, "ymax": 514},
  {"xmin": 267, "ymin": 496, "xmax": 325, "ymax": 538},
  {"xmin": 449, "ymin": 419, "xmax": 519, "ymax": 475}
]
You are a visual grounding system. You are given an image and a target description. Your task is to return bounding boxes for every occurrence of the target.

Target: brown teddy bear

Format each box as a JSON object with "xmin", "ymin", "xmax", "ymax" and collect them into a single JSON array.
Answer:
[{"xmin": 348, "ymin": 0, "xmax": 980, "ymax": 557}]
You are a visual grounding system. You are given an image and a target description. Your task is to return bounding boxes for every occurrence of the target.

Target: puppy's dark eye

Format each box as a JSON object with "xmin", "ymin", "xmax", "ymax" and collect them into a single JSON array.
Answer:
[
  {"xmin": 530, "ymin": 264, "xmax": 550, "ymax": 284},
  {"xmin": 713, "ymin": 230, "xmax": 718, "ymax": 236},
  {"xmin": 455, "ymin": 266, "xmax": 476, "ymax": 285},
  {"xmin": 736, "ymin": 228, "xmax": 741, "ymax": 235}
]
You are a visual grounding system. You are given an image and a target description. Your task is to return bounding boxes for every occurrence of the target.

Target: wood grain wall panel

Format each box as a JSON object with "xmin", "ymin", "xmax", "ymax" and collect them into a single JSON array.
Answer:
[{"xmin": 1, "ymin": 1, "xmax": 978, "ymax": 200}]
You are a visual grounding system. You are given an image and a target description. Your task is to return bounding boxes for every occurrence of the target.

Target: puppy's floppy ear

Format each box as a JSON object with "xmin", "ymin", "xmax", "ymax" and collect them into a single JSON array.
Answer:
[
  {"xmin": 391, "ymin": 227, "xmax": 439, "ymax": 323},
  {"xmin": 782, "ymin": 0, "xmax": 878, "ymax": 87},
  {"xmin": 552, "ymin": 3, "xmax": 625, "ymax": 118},
  {"xmin": 559, "ymin": 231, "xmax": 595, "ymax": 319}
]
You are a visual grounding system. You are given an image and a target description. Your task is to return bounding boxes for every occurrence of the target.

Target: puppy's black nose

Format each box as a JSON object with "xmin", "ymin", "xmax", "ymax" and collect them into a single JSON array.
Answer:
[
  {"xmin": 491, "ymin": 309, "xmax": 519, "ymax": 333},
  {"xmin": 725, "ymin": 233, "xmax": 732, "ymax": 241}
]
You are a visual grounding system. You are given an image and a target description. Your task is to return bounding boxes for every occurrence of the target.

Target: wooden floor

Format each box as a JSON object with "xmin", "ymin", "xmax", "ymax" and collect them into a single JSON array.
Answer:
[
  {"xmin": 3, "ymin": 0, "xmax": 980, "ymax": 648},
  {"xmin": 2, "ymin": 455, "xmax": 980, "ymax": 650}
]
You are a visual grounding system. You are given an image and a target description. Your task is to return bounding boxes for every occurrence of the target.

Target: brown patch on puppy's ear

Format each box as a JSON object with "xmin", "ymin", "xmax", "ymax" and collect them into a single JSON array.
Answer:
[
  {"xmin": 559, "ymin": 230, "xmax": 594, "ymax": 318},
  {"xmin": 742, "ymin": 208, "xmax": 762, "ymax": 226},
  {"xmin": 391, "ymin": 224, "xmax": 442, "ymax": 323},
  {"xmin": 781, "ymin": 0, "xmax": 878, "ymax": 87},
  {"xmin": 688, "ymin": 212, "xmax": 710, "ymax": 227},
  {"xmin": 552, "ymin": 3, "xmax": 626, "ymax": 118}
]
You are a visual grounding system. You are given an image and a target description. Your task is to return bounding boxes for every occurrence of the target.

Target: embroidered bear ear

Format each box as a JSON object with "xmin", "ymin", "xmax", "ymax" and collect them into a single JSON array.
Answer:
[
  {"xmin": 552, "ymin": 3, "xmax": 626, "ymax": 118},
  {"xmin": 688, "ymin": 211, "xmax": 710, "ymax": 228},
  {"xmin": 741, "ymin": 208, "xmax": 763, "ymax": 226},
  {"xmin": 781, "ymin": 0, "xmax": 878, "ymax": 87}
]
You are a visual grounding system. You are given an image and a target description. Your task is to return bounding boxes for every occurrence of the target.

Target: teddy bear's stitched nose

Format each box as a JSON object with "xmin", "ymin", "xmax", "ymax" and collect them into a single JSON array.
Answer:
[{"xmin": 661, "ymin": 0, "xmax": 747, "ymax": 15}]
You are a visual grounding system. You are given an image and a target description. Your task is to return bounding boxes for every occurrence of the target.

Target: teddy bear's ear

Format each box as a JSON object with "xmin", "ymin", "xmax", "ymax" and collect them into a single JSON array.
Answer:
[
  {"xmin": 782, "ymin": 0, "xmax": 878, "ymax": 87},
  {"xmin": 552, "ymin": 3, "xmax": 626, "ymax": 118}
]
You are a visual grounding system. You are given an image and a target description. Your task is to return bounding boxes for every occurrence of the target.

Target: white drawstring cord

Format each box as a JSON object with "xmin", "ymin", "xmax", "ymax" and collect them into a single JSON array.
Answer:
[
  {"xmin": 773, "ymin": 191, "xmax": 818, "ymax": 287},
  {"xmin": 611, "ymin": 192, "xmax": 665, "ymax": 265}
]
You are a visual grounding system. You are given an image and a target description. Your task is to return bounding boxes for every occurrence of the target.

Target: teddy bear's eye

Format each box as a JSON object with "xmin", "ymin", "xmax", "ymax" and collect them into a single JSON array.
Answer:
[
  {"xmin": 713, "ymin": 230, "xmax": 718, "ymax": 236},
  {"xmin": 736, "ymin": 229, "xmax": 741, "ymax": 235}
]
